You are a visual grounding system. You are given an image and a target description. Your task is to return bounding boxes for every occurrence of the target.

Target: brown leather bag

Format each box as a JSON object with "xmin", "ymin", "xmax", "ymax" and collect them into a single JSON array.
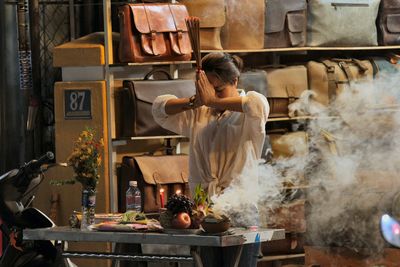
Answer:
[
  {"xmin": 307, "ymin": 59, "xmax": 374, "ymax": 106},
  {"xmin": 221, "ymin": 0, "xmax": 265, "ymax": 49},
  {"xmin": 118, "ymin": 69, "xmax": 196, "ymax": 137},
  {"xmin": 264, "ymin": 0, "xmax": 307, "ymax": 48},
  {"xmin": 378, "ymin": 0, "xmax": 400, "ymax": 45},
  {"xmin": 118, "ymin": 155, "xmax": 190, "ymax": 213},
  {"xmin": 263, "ymin": 65, "xmax": 308, "ymax": 118},
  {"xmin": 180, "ymin": 0, "xmax": 225, "ymax": 50},
  {"xmin": 269, "ymin": 131, "xmax": 309, "ymax": 159},
  {"xmin": 268, "ymin": 130, "xmax": 308, "ymax": 184},
  {"xmin": 118, "ymin": 3, "xmax": 192, "ymax": 63}
]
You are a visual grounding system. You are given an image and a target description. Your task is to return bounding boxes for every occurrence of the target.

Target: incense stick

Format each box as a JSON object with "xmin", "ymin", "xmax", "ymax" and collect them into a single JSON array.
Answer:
[{"xmin": 185, "ymin": 16, "xmax": 202, "ymax": 71}]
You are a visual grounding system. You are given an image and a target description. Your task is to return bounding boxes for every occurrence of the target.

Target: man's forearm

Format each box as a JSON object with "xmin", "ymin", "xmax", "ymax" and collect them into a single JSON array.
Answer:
[
  {"xmin": 164, "ymin": 98, "xmax": 193, "ymax": 115},
  {"xmin": 208, "ymin": 96, "xmax": 243, "ymax": 112}
]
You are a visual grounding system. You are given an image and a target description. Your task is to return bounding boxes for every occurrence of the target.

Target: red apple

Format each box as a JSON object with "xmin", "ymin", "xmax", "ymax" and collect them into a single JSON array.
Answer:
[{"xmin": 171, "ymin": 212, "xmax": 191, "ymax": 229}]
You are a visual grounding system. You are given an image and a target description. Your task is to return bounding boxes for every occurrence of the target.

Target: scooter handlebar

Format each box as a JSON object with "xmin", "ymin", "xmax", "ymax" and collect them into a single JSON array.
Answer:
[{"xmin": 23, "ymin": 151, "xmax": 54, "ymax": 174}]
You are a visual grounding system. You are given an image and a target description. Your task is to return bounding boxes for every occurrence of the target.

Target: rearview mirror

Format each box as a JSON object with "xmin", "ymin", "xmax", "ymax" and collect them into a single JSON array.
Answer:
[{"xmin": 380, "ymin": 214, "xmax": 400, "ymax": 248}]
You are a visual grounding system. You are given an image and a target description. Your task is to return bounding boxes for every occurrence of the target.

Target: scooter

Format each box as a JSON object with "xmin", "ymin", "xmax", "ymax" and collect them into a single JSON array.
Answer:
[{"xmin": 0, "ymin": 152, "xmax": 66, "ymax": 267}]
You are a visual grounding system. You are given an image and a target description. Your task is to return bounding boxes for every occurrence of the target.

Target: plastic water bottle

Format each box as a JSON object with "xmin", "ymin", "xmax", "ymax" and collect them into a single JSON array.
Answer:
[{"xmin": 126, "ymin": 181, "xmax": 142, "ymax": 212}]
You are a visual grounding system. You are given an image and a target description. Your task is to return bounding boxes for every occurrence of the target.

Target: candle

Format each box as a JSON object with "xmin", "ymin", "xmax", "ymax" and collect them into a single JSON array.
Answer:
[
  {"xmin": 175, "ymin": 189, "xmax": 182, "ymax": 195},
  {"xmin": 159, "ymin": 188, "xmax": 165, "ymax": 208}
]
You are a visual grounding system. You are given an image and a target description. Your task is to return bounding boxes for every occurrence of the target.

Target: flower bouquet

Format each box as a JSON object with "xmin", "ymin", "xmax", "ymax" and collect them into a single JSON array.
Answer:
[{"xmin": 51, "ymin": 127, "xmax": 103, "ymax": 230}]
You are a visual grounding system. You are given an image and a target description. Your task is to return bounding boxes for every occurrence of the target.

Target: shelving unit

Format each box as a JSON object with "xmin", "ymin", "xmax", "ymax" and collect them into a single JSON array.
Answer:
[
  {"xmin": 111, "ymin": 60, "xmax": 196, "ymax": 66},
  {"xmin": 100, "ymin": 0, "xmax": 400, "ymax": 214},
  {"xmin": 202, "ymin": 45, "xmax": 400, "ymax": 53},
  {"xmin": 112, "ymin": 135, "xmax": 187, "ymax": 147}
]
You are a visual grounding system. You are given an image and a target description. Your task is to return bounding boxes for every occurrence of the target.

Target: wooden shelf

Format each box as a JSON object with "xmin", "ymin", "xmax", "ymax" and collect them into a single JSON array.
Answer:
[
  {"xmin": 202, "ymin": 47, "xmax": 309, "ymax": 53},
  {"xmin": 112, "ymin": 135, "xmax": 187, "ymax": 146},
  {"xmin": 258, "ymin": 253, "xmax": 305, "ymax": 262},
  {"xmin": 202, "ymin": 46, "xmax": 400, "ymax": 53},
  {"xmin": 308, "ymin": 45, "xmax": 400, "ymax": 51},
  {"xmin": 110, "ymin": 61, "xmax": 195, "ymax": 67},
  {"xmin": 268, "ymin": 116, "xmax": 339, "ymax": 122},
  {"xmin": 268, "ymin": 116, "xmax": 312, "ymax": 122}
]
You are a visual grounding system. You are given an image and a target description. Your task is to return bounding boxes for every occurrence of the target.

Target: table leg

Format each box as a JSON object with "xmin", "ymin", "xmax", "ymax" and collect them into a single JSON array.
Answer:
[
  {"xmin": 111, "ymin": 243, "xmax": 119, "ymax": 267},
  {"xmin": 232, "ymin": 245, "xmax": 244, "ymax": 267},
  {"xmin": 190, "ymin": 246, "xmax": 203, "ymax": 267}
]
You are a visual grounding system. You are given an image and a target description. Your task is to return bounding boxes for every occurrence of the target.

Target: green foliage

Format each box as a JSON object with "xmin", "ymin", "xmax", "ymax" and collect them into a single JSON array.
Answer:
[
  {"xmin": 193, "ymin": 184, "xmax": 211, "ymax": 207},
  {"xmin": 121, "ymin": 211, "xmax": 147, "ymax": 223}
]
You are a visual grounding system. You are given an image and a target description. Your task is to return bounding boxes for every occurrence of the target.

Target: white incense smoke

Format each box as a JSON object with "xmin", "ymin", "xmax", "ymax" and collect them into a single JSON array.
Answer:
[{"xmin": 211, "ymin": 72, "xmax": 400, "ymax": 255}]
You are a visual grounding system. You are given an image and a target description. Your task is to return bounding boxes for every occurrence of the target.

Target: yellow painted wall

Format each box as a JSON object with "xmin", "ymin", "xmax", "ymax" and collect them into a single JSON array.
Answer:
[{"xmin": 35, "ymin": 80, "xmax": 110, "ymax": 267}]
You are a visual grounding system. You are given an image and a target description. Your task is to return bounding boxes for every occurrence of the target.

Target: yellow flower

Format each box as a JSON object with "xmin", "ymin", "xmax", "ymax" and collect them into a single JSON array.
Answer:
[{"xmin": 67, "ymin": 127, "xmax": 103, "ymax": 190}]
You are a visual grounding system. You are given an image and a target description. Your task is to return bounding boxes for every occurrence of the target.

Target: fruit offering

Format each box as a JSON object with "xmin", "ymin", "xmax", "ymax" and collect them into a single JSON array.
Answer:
[
  {"xmin": 160, "ymin": 193, "xmax": 194, "ymax": 229},
  {"xmin": 159, "ymin": 185, "xmax": 224, "ymax": 231},
  {"xmin": 166, "ymin": 194, "xmax": 194, "ymax": 216}
]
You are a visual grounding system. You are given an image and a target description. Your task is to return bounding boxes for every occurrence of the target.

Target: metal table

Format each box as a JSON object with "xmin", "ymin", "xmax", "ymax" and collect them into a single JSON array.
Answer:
[{"xmin": 23, "ymin": 226, "xmax": 285, "ymax": 267}]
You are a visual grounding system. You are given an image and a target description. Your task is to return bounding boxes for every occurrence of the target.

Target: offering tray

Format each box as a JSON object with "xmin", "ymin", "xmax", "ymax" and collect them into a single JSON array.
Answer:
[{"xmin": 90, "ymin": 220, "xmax": 162, "ymax": 232}]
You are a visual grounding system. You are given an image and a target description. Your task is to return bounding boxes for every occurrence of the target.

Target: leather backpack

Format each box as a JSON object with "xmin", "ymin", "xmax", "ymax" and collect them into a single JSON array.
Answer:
[
  {"xmin": 307, "ymin": 59, "xmax": 374, "ymax": 106},
  {"xmin": 180, "ymin": 0, "xmax": 226, "ymax": 50},
  {"xmin": 221, "ymin": 0, "xmax": 265, "ymax": 49},
  {"xmin": 263, "ymin": 65, "xmax": 308, "ymax": 118},
  {"xmin": 264, "ymin": 0, "xmax": 307, "ymax": 48}
]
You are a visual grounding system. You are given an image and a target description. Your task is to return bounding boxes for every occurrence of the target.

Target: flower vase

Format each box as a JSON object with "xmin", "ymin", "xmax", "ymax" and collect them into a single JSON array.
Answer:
[{"xmin": 81, "ymin": 188, "xmax": 96, "ymax": 231}]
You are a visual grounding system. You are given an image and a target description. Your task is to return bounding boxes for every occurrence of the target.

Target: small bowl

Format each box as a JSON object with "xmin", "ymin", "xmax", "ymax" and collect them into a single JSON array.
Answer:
[{"xmin": 201, "ymin": 221, "xmax": 231, "ymax": 233}]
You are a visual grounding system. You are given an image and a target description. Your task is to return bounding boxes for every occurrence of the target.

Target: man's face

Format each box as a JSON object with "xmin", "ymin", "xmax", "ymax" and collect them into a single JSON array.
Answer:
[{"xmin": 206, "ymin": 73, "xmax": 236, "ymax": 98}]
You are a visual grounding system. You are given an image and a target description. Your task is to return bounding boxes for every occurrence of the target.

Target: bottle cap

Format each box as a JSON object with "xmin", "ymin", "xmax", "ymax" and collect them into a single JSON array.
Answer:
[{"xmin": 129, "ymin": 181, "xmax": 137, "ymax": 187}]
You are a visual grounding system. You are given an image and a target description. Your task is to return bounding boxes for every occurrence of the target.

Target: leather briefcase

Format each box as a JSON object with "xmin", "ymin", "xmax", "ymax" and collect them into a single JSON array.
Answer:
[
  {"xmin": 264, "ymin": 0, "xmax": 307, "ymax": 48},
  {"xmin": 118, "ymin": 69, "xmax": 196, "ymax": 137},
  {"xmin": 307, "ymin": 0, "xmax": 380, "ymax": 46},
  {"xmin": 263, "ymin": 65, "xmax": 308, "ymax": 118},
  {"xmin": 307, "ymin": 59, "xmax": 374, "ymax": 105},
  {"xmin": 180, "ymin": 0, "xmax": 225, "ymax": 50},
  {"xmin": 118, "ymin": 3, "xmax": 192, "ymax": 63},
  {"xmin": 378, "ymin": 0, "xmax": 400, "ymax": 45},
  {"xmin": 221, "ymin": 0, "xmax": 265, "ymax": 49},
  {"xmin": 117, "ymin": 155, "xmax": 190, "ymax": 213}
]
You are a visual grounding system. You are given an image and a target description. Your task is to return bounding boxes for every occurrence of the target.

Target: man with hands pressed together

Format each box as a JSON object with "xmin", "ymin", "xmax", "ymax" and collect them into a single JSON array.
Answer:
[{"xmin": 152, "ymin": 52, "xmax": 269, "ymax": 267}]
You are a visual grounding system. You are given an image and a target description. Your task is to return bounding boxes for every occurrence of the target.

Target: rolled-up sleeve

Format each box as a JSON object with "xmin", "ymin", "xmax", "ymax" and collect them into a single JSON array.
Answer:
[
  {"xmin": 152, "ymin": 95, "xmax": 194, "ymax": 137},
  {"xmin": 241, "ymin": 91, "xmax": 270, "ymax": 158}
]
